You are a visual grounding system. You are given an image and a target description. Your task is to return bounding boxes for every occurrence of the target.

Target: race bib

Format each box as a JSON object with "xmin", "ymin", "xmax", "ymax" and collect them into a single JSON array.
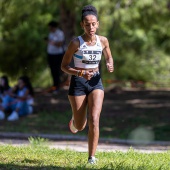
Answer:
[{"xmin": 82, "ymin": 50, "xmax": 102, "ymax": 64}]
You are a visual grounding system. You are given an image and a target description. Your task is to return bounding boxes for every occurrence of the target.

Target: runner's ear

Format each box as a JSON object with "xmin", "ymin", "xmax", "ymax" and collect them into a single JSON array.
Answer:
[{"xmin": 80, "ymin": 22, "xmax": 84, "ymax": 30}]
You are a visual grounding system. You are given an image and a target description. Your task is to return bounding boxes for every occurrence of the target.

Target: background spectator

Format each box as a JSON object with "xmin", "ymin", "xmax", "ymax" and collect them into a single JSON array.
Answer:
[
  {"xmin": 0, "ymin": 76, "xmax": 11, "ymax": 120},
  {"xmin": 0, "ymin": 76, "xmax": 34, "ymax": 121},
  {"xmin": 46, "ymin": 21, "xmax": 65, "ymax": 93}
]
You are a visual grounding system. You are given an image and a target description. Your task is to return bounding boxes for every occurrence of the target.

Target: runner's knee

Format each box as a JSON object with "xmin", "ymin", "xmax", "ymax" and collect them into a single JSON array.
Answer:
[{"xmin": 88, "ymin": 114, "xmax": 100, "ymax": 129}]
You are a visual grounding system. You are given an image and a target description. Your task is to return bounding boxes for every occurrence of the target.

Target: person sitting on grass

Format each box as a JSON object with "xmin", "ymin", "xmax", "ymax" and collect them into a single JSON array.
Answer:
[
  {"xmin": 0, "ymin": 76, "xmax": 34, "ymax": 121},
  {"xmin": 0, "ymin": 75, "xmax": 11, "ymax": 120}
]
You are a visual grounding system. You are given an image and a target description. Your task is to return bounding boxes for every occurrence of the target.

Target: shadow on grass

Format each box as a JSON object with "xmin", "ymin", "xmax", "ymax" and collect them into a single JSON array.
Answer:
[
  {"xmin": 100, "ymin": 89, "xmax": 170, "ymax": 141},
  {"xmin": 0, "ymin": 163, "xmax": 150, "ymax": 170},
  {"xmin": 0, "ymin": 89, "xmax": 170, "ymax": 141},
  {"xmin": 0, "ymin": 164, "xmax": 66, "ymax": 170}
]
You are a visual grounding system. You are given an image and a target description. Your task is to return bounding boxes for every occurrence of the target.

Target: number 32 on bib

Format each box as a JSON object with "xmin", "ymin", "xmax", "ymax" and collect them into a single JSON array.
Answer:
[{"xmin": 82, "ymin": 50, "xmax": 101, "ymax": 64}]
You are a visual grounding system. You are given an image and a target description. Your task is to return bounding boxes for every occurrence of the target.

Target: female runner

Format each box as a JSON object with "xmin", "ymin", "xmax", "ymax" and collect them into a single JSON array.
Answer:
[{"xmin": 61, "ymin": 5, "xmax": 114, "ymax": 164}]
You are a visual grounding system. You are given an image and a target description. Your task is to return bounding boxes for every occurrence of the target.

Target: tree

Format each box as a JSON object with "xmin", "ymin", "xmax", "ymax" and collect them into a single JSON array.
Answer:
[
  {"xmin": 0, "ymin": 0, "xmax": 92, "ymax": 84},
  {"xmin": 0, "ymin": 0, "xmax": 53, "ymax": 80},
  {"xmin": 95, "ymin": 0, "xmax": 170, "ymax": 83},
  {"xmin": 0, "ymin": 0, "xmax": 169, "ymax": 86}
]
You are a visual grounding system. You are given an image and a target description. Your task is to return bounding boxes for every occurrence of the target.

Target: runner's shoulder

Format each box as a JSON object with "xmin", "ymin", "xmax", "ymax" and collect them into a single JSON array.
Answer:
[
  {"xmin": 98, "ymin": 35, "xmax": 108, "ymax": 43},
  {"xmin": 98, "ymin": 35, "xmax": 109, "ymax": 47}
]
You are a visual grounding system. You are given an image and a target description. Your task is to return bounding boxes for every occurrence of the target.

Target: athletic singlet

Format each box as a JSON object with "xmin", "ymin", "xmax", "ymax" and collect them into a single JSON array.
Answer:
[{"xmin": 73, "ymin": 35, "xmax": 103, "ymax": 69}]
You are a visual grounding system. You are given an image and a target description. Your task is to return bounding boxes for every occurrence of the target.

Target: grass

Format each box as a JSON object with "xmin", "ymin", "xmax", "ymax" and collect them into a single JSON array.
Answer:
[
  {"xmin": 1, "ymin": 110, "xmax": 170, "ymax": 142},
  {"xmin": 0, "ymin": 89, "xmax": 170, "ymax": 142},
  {"xmin": 0, "ymin": 143, "xmax": 170, "ymax": 170}
]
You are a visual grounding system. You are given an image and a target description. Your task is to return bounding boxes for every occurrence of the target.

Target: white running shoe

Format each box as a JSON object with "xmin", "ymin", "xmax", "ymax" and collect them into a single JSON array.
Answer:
[
  {"xmin": 7, "ymin": 111, "xmax": 19, "ymax": 121},
  {"xmin": 28, "ymin": 105, "xmax": 33, "ymax": 114},
  {"xmin": 0, "ymin": 110, "xmax": 5, "ymax": 120},
  {"xmin": 69, "ymin": 118, "xmax": 78, "ymax": 133},
  {"xmin": 88, "ymin": 156, "xmax": 98, "ymax": 164}
]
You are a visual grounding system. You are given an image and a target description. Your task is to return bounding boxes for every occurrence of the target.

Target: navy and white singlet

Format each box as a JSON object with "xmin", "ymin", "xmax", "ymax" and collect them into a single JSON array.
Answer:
[
  {"xmin": 73, "ymin": 35, "xmax": 103, "ymax": 69},
  {"xmin": 69, "ymin": 35, "xmax": 104, "ymax": 96}
]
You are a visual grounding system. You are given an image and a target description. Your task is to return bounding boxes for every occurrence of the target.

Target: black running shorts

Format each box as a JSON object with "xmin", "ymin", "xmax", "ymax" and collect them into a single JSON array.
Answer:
[{"xmin": 68, "ymin": 72, "xmax": 104, "ymax": 96}]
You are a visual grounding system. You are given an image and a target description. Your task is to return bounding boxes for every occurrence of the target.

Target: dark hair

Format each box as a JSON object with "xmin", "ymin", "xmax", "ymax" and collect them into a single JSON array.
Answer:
[
  {"xmin": 19, "ymin": 76, "xmax": 34, "ymax": 96},
  {"xmin": 81, "ymin": 5, "xmax": 98, "ymax": 21},
  {"xmin": 48, "ymin": 21, "xmax": 59, "ymax": 27},
  {"xmin": 0, "ymin": 75, "xmax": 10, "ymax": 93}
]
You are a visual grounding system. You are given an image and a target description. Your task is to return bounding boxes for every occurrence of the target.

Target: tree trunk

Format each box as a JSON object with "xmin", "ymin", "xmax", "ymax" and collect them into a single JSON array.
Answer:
[{"xmin": 59, "ymin": 1, "xmax": 76, "ymax": 46}]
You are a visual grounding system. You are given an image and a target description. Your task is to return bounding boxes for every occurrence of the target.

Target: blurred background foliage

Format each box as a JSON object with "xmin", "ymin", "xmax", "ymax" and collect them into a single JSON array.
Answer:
[{"xmin": 0, "ymin": 0, "xmax": 170, "ymax": 87}]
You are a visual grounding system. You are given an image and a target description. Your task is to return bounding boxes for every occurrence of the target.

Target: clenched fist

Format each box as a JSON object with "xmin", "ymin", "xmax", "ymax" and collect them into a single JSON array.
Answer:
[{"xmin": 106, "ymin": 63, "xmax": 114, "ymax": 72}]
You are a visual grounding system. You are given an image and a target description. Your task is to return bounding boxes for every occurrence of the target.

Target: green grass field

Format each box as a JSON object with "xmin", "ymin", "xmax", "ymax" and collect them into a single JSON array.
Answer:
[
  {"xmin": 0, "ymin": 89, "xmax": 170, "ymax": 142},
  {"xmin": 0, "ymin": 144, "xmax": 170, "ymax": 170}
]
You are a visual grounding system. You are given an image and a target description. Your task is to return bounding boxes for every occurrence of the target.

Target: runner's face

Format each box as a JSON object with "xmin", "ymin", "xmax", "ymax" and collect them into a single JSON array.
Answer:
[{"xmin": 81, "ymin": 15, "xmax": 99, "ymax": 36}]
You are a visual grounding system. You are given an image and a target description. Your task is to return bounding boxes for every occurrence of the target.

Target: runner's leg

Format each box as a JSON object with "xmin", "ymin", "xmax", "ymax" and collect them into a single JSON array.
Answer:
[
  {"xmin": 68, "ymin": 95, "xmax": 87, "ymax": 131},
  {"xmin": 87, "ymin": 89, "xmax": 104, "ymax": 157}
]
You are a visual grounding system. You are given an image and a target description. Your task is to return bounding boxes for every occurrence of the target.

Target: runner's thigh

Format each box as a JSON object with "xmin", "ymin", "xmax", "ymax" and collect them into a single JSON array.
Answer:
[
  {"xmin": 87, "ymin": 89, "xmax": 104, "ymax": 119},
  {"xmin": 68, "ymin": 95, "xmax": 87, "ymax": 123}
]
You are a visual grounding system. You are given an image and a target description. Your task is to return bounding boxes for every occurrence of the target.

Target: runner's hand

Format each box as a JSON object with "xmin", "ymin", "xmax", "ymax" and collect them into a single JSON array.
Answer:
[
  {"xmin": 106, "ymin": 63, "xmax": 114, "ymax": 72},
  {"xmin": 83, "ymin": 70, "xmax": 94, "ymax": 80}
]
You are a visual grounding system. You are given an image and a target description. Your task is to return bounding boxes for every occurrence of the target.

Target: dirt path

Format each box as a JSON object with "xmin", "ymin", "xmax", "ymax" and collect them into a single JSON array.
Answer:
[{"xmin": 0, "ymin": 138, "xmax": 169, "ymax": 153}]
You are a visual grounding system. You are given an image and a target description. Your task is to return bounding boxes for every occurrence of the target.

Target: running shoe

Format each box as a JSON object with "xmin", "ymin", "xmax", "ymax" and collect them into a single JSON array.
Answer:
[
  {"xmin": 7, "ymin": 111, "xmax": 19, "ymax": 121},
  {"xmin": 69, "ymin": 118, "xmax": 78, "ymax": 133},
  {"xmin": 88, "ymin": 156, "xmax": 98, "ymax": 164}
]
